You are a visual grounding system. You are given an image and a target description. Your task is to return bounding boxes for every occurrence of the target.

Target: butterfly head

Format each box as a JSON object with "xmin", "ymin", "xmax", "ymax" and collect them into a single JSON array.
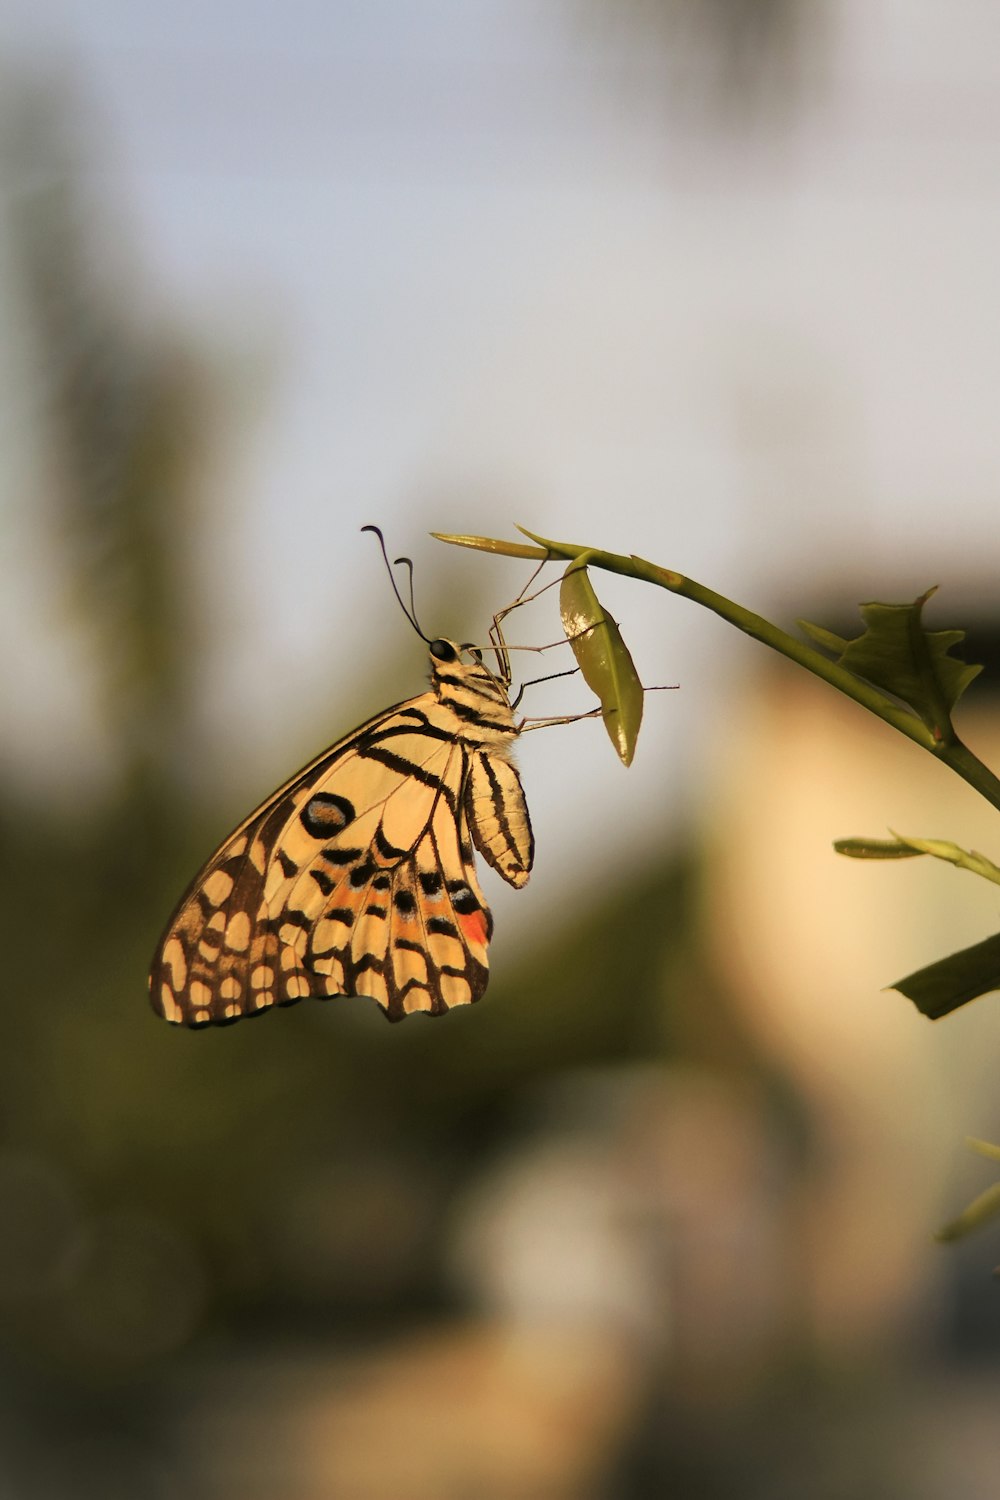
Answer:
[{"xmin": 427, "ymin": 637, "xmax": 515, "ymax": 723}]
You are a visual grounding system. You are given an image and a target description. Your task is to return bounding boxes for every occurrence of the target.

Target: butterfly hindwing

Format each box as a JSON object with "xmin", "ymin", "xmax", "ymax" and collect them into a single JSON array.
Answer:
[{"xmin": 150, "ymin": 668, "xmax": 526, "ymax": 1026}]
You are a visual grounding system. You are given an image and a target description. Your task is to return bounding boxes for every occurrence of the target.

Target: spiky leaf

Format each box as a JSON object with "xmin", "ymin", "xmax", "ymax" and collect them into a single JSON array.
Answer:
[{"xmin": 799, "ymin": 589, "xmax": 981, "ymax": 741}]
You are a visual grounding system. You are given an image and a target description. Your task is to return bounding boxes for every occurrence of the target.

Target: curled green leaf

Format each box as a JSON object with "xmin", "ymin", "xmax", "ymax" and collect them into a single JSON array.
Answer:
[{"xmin": 559, "ymin": 555, "xmax": 643, "ymax": 766}]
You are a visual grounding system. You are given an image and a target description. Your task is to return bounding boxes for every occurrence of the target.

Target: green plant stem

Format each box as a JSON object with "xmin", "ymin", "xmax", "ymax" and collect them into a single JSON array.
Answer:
[{"xmin": 515, "ymin": 529, "xmax": 1000, "ymax": 816}]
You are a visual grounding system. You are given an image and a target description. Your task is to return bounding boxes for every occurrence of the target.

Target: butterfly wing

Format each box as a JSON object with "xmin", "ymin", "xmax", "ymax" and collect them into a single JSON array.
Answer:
[{"xmin": 150, "ymin": 697, "xmax": 497, "ymax": 1025}]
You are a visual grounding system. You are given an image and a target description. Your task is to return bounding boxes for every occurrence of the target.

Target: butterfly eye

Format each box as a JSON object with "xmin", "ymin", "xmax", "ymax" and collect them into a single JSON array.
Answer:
[{"xmin": 429, "ymin": 639, "xmax": 458, "ymax": 663}]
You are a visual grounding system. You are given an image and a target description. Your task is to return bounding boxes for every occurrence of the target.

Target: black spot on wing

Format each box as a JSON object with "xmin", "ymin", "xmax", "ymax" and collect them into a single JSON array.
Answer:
[
  {"xmin": 301, "ymin": 792, "xmax": 356, "ymax": 839},
  {"xmin": 447, "ymin": 880, "xmax": 478, "ymax": 915},
  {"xmin": 321, "ymin": 846, "xmax": 363, "ymax": 866},
  {"xmin": 274, "ymin": 908, "xmax": 311, "ymax": 934},
  {"xmin": 375, "ymin": 828, "xmax": 407, "ymax": 862},
  {"xmin": 353, "ymin": 952, "xmax": 385, "ymax": 977}
]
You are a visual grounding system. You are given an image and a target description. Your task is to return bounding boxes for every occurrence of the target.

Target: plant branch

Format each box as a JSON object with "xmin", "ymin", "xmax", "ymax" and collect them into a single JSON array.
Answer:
[{"xmin": 501, "ymin": 528, "xmax": 1000, "ymax": 815}]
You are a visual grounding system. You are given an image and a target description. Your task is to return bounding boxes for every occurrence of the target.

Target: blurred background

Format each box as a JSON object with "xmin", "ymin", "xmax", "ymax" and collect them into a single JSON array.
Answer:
[{"xmin": 2, "ymin": 2, "xmax": 1000, "ymax": 1495}]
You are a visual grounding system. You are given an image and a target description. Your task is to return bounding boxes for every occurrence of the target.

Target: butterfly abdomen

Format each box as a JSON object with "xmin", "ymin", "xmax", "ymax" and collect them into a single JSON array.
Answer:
[{"xmin": 465, "ymin": 752, "xmax": 533, "ymax": 888}]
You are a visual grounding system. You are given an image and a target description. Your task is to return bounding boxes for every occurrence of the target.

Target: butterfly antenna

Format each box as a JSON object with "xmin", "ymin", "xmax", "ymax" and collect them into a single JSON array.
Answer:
[
  {"xmin": 392, "ymin": 553, "xmax": 429, "ymax": 642},
  {"xmin": 361, "ymin": 524, "xmax": 429, "ymax": 642}
]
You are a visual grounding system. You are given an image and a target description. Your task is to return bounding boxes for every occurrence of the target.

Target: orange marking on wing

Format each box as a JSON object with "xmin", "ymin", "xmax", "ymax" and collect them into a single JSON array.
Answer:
[{"xmin": 458, "ymin": 908, "xmax": 488, "ymax": 947}]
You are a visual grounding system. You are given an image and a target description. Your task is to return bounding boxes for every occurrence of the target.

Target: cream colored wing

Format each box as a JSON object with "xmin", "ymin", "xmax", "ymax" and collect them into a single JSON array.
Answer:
[{"xmin": 149, "ymin": 699, "xmax": 500, "ymax": 1025}]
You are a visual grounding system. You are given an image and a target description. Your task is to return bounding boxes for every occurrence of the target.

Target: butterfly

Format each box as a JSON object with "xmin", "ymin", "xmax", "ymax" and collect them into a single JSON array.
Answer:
[{"xmin": 149, "ymin": 633, "xmax": 533, "ymax": 1026}]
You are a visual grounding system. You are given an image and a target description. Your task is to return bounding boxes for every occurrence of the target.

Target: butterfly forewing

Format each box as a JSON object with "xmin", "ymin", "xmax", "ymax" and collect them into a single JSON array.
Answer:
[{"xmin": 150, "ymin": 644, "xmax": 532, "ymax": 1026}]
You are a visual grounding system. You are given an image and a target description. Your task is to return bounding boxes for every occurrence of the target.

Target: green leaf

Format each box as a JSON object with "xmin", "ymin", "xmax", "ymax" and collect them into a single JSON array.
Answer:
[
  {"xmin": 798, "ymin": 619, "xmax": 849, "ymax": 656},
  {"xmin": 936, "ymin": 1140, "xmax": 1000, "ymax": 1247},
  {"xmin": 891, "ymin": 931, "xmax": 1000, "ymax": 1019},
  {"xmin": 559, "ymin": 555, "xmax": 643, "ymax": 766},
  {"xmin": 835, "ymin": 833, "xmax": 1000, "ymax": 886},
  {"xmin": 936, "ymin": 1182, "xmax": 1000, "ymax": 1242},
  {"xmin": 431, "ymin": 531, "xmax": 547, "ymax": 559},
  {"xmin": 798, "ymin": 588, "xmax": 982, "ymax": 742},
  {"xmin": 834, "ymin": 837, "xmax": 926, "ymax": 860},
  {"xmin": 967, "ymin": 1138, "xmax": 1000, "ymax": 1165},
  {"xmin": 887, "ymin": 832, "xmax": 1000, "ymax": 886}
]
